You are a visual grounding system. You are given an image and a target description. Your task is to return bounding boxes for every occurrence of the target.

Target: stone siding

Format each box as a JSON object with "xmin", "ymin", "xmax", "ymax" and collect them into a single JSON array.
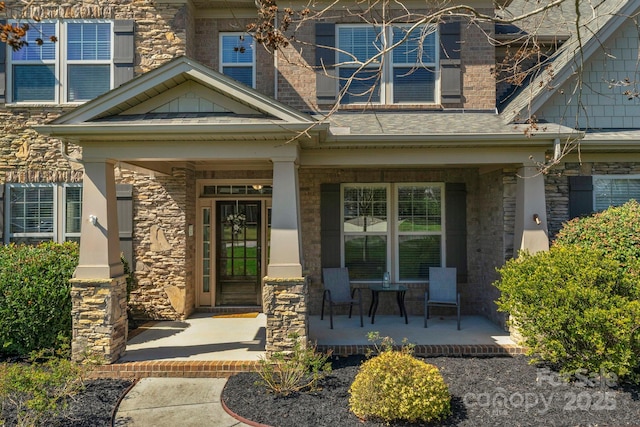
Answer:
[
  {"xmin": 119, "ymin": 165, "xmax": 195, "ymax": 321},
  {"xmin": 545, "ymin": 161, "xmax": 640, "ymax": 239},
  {"xmin": 262, "ymin": 277, "xmax": 309, "ymax": 355},
  {"xmin": 70, "ymin": 276, "xmax": 128, "ymax": 363}
]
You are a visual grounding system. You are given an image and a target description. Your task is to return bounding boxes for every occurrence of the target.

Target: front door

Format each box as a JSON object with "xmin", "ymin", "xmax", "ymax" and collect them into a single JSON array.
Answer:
[{"xmin": 216, "ymin": 200, "xmax": 262, "ymax": 305}]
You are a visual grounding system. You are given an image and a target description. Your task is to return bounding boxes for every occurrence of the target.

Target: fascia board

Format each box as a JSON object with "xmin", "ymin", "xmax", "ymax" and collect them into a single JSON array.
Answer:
[
  {"xmin": 51, "ymin": 57, "xmax": 314, "ymax": 125},
  {"xmin": 34, "ymin": 122, "xmax": 324, "ymax": 140},
  {"xmin": 321, "ymin": 131, "xmax": 582, "ymax": 147}
]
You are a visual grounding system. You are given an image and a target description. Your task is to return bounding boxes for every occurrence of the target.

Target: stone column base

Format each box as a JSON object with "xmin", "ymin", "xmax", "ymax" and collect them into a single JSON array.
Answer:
[
  {"xmin": 70, "ymin": 275, "xmax": 128, "ymax": 364},
  {"xmin": 262, "ymin": 277, "xmax": 309, "ymax": 356}
]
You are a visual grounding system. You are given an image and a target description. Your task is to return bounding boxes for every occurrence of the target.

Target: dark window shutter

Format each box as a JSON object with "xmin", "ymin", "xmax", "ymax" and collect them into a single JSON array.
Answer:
[
  {"xmin": 116, "ymin": 184, "xmax": 133, "ymax": 267},
  {"xmin": 569, "ymin": 176, "xmax": 593, "ymax": 219},
  {"xmin": 445, "ymin": 182, "xmax": 467, "ymax": 282},
  {"xmin": 315, "ymin": 23, "xmax": 336, "ymax": 67},
  {"xmin": 316, "ymin": 23, "xmax": 336, "ymax": 102},
  {"xmin": 113, "ymin": 20, "xmax": 135, "ymax": 87},
  {"xmin": 439, "ymin": 21, "xmax": 461, "ymax": 104},
  {"xmin": 0, "ymin": 185, "xmax": 4, "ymax": 243},
  {"xmin": 320, "ymin": 183, "xmax": 341, "ymax": 269},
  {"xmin": 0, "ymin": 20, "xmax": 6, "ymax": 103}
]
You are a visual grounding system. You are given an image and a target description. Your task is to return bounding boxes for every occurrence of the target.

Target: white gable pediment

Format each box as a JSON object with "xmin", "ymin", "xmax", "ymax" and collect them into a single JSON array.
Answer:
[
  {"xmin": 121, "ymin": 80, "xmax": 260, "ymax": 116},
  {"xmin": 49, "ymin": 56, "xmax": 313, "ymax": 125},
  {"xmin": 151, "ymin": 92, "xmax": 230, "ymax": 114}
]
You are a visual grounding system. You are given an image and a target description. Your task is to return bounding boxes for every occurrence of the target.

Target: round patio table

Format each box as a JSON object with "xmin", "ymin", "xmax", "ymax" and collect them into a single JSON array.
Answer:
[{"xmin": 368, "ymin": 284, "xmax": 408, "ymax": 325}]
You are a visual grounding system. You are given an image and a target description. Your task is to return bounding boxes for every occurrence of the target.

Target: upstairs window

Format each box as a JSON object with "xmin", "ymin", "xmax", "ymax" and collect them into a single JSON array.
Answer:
[
  {"xmin": 337, "ymin": 25, "xmax": 438, "ymax": 104},
  {"xmin": 8, "ymin": 20, "xmax": 113, "ymax": 103},
  {"xmin": 220, "ymin": 33, "xmax": 255, "ymax": 88}
]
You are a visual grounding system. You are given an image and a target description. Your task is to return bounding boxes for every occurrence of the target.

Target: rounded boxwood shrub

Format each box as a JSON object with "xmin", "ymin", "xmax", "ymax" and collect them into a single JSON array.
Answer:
[
  {"xmin": 495, "ymin": 245, "xmax": 640, "ymax": 380},
  {"xmin": 349, "ymin": 350, "xmax": 451, "ymax": 423},
  {"xmin": 0, "ymin": 241, "xmax": 79, "ymax": 356}
]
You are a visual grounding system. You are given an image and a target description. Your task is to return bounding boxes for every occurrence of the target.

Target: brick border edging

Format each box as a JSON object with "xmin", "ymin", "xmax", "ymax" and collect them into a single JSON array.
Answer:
[
  {"xmin": 317, "ymin": 344, "xmax": 525, "ymax": 357},
  {"xmin": 88, "ymin": 360, "xmax": 261, "ymax": 379},
  {"xmin": 87, "ymin": 345, "xmax": 525, "ymax": 379}
]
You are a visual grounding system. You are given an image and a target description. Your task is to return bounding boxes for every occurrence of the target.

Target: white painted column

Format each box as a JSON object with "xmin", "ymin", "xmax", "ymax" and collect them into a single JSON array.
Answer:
[
  {"xmin": 268, "ymin": 157, "xmax": 303, "ymax": 277},
  {"xmin": 75, "ymin": 159, "xmax": 124, "ymax": 279},
  {"xmin": 514, "ymin": 166, "xmax": 550, "ymax": 257}
]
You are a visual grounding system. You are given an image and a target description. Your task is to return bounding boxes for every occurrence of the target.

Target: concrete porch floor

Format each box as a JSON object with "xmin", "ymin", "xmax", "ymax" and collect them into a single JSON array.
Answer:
[{"xmin": 118, "ymin": 312, "xmax": 516, "ymax": 363}]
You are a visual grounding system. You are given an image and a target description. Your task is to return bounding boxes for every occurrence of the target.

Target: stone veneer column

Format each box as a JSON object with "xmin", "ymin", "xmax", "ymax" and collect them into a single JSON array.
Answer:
[
  {"xmin": 71, "ymin": 158, "xmax": 127, "ymax": 363},
  {"xmin": 262, "ymin": 277, "xmax": 309, "ymax": 355},
  {"xmin": 70, "ymin": 276, "xmax": 128, "ymax": 363}
]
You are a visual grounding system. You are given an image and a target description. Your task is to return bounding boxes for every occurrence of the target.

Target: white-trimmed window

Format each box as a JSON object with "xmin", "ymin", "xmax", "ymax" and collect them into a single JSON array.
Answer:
[
  {"xmin": 8, "ymin": 20, "xmax": 113, "ymax": 103},
  {"xmin": 4, "ymin": 183, "xmax": 82, "ymax": 244},
  {"xmin": 337, "ymin": 25, "xmax": 438, "ymax": 104},
  {"xmin": 342, "ymin": 183, "xmax": 444, "ymax": 282},
  {"xmin": 593, "ymin": 175, "xmax": 640, "ymax": 211},
  {"xmin": 220, "ymin": 32, "xmax": 255, "ymax": 88}
]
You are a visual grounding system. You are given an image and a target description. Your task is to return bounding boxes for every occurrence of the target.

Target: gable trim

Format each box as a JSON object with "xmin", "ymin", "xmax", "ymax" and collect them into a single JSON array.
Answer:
[{"xmin": 50, "ymin": 56, "xmax": 314, "ymax": 125}]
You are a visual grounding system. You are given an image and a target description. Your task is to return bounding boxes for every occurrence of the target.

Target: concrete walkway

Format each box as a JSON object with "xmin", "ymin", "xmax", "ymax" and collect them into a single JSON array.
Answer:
[
  {"xmin": 114, "ymin": 377, "xmax": 250, "ymax": 427},
  {"xmin": 111, "ymin": 313, "xmax": 517, "ymax": 426}
]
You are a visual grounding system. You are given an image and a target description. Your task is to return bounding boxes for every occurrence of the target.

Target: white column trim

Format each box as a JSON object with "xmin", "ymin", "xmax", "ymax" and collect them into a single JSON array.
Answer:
[
  {"xmin": 513, "ymin": 166, "xmax": 549, "ymax": 257},
  {"xmin": 267, "ymin": 157, "xmax": 303, "ymax": 277},
  {"xmin": 74, "ymin": 159, "xmax": 124, "ymax": 279}
]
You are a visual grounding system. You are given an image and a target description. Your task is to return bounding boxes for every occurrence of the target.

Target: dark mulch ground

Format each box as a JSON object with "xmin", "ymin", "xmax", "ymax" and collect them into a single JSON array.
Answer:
[
  {"xmin": 1, "ymin": 378, "xmax": 133, "ymax": 427},
  {"xmin": 222, "ymin": 355, "xmax": 640, "ymax": 427}
]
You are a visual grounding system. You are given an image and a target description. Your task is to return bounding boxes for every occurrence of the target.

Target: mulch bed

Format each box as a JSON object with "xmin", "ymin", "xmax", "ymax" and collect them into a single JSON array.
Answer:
[
  {"xmin": 1, "ymin": 377, "xmax": 133, "ymax": 427},
  {"xmin": 222, "ymin": 355, "xmax": 640, "ymax": 427}
]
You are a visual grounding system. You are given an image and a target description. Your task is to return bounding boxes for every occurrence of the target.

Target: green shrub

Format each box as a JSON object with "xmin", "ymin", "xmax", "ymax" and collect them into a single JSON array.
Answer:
[
  {"xmin": 349, "ymin": 350, "xmax": 451, "ymax": 423},
  {"xmin": 256, "ymin": 335, "xmax": 332, "ymax": 395},
  {"xmin": 0, "ymin": 347, "xmax": 86, "ymax": 427},
  {"xmin": 495, "ymin": 245, "xmax": 640, "ymax": 380},
  {"xmin": 0, "ymin": 242, "xmax": 79, "ymax": 356},
  {"xmin": 554, "ymin": 200, "xmax": 640, "ymax": 275}
]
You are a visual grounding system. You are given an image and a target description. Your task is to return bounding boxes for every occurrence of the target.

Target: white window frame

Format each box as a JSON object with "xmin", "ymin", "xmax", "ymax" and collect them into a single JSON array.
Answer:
[
  {"xmin": 395, "ymin": 183, "xmax": 445, "ymax": 281},
  {"xmin": 593, "ymin": 175, "xmax": 640, "ymax": 211},
  {"xmin": 4, "ymin": 183, "xmax": 84, "ymax": 244},
  {"xmin": 62, "ymin": 183, "xmax": 83, "ymax": 242},
  {"xmin": 336, "ymin": 24, "xmax": 439, "ymax": 105},
  {"xmin": 219, "ymin": 32, "xmax": 256, "ymax": 88},
  {"xmin": 341, "ymin": 182, "xmax": 445, "ymax": 283},
  {"xmin": 6, "ymin": 19, "xmax": 114, "ymax": 104}
]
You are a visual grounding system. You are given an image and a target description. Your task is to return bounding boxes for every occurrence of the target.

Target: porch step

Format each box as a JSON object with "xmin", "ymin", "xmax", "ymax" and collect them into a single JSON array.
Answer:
[
  {"xmin": 89, "ymin": 360, "xmax": 261, "ymax": 379},
  {"xmin": 195, "ymin": 306, "xmax": 262, "ymax": 314},
  {"xmin": 318, "ymin": 343, "xmax": 525, "ymax": 358},
  {"xmin": 89, "ymin": 344, "xmax": 524, "ymax": 379}
]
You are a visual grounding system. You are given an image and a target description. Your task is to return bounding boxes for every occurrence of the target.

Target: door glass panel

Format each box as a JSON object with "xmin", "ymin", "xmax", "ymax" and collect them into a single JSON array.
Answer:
[
  {"xmin": 202, "ymin": 207, "xmax": 211, "ymax": 293},
  {"xmin": 217, "ymin": 201, "xmax": 261, "ymax": 305}
]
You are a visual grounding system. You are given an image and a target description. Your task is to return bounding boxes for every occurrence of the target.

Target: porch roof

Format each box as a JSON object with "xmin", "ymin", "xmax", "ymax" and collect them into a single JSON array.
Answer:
[{"xmin": 321, "ymin": 111, "xmax": 579, "ymax": 143}]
